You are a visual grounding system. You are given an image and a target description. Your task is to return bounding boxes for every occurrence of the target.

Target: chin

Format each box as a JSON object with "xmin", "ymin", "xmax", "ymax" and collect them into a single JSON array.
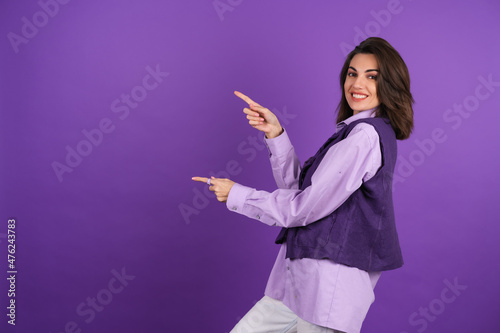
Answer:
[
  {"xmin": 351, "ymin": 104, "xmax": 376, "ymax": 113},
  {"xmin": 349, "ymin": 105, "xmax": 364, "ymax": 113}
]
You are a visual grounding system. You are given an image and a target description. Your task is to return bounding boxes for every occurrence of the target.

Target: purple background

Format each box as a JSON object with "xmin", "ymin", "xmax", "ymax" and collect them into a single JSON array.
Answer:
[{"xmin": 1, "ymin": 0, "xmax": 499, "ymax": 332}]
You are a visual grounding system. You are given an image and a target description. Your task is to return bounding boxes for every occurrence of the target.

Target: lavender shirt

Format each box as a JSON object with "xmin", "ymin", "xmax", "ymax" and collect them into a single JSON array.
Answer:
[{"xmin": 227, "ymin": 109, "xmax": 383, "ymax": 333}]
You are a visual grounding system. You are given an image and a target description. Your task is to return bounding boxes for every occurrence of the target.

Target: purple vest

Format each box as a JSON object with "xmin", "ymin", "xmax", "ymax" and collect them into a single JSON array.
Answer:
[{"xmin": 275, "ymin": 117, "xmax": 403, "ymax": 271}]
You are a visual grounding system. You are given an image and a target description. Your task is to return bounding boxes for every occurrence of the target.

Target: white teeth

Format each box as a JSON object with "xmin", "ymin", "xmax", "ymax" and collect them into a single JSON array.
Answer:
[{"xmin": 353, "ymin": 94, "xmax": 367, "ymax": 99}]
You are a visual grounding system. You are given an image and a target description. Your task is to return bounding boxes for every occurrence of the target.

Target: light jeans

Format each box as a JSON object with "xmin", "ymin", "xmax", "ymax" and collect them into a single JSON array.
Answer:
[{"xmin": 230, "ymin": 296, "xmax": 346, "ymax": 333}]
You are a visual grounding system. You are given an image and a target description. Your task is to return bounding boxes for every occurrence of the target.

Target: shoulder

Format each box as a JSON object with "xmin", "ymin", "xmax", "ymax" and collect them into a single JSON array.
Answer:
[{"xmin": 346, "ymin": 122, "xmax": 380, "ymax": 151}]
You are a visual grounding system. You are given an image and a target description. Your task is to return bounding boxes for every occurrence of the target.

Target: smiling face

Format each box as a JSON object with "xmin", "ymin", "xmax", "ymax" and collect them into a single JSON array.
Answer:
[{"xmin": 344, "ymin": 53, "xmax": 380, "ymax": 114}]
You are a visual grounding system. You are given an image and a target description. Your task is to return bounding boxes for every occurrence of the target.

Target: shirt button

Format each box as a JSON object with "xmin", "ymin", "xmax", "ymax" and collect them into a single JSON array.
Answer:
[
  {"xmin": 232, "ymin": 207, "xmax": 237, "ymax": 211},
  {"xmin": 256, "ymin": 215, "xmax": 260, "ymax": 219},
  {"xmin": 287, "ymin": 266, "xmax": 290, "ymax": 271}
]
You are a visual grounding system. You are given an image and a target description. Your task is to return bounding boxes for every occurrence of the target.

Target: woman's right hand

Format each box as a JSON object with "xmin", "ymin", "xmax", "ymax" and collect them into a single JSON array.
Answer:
[{"xmin": 234, "ymin": 91, "xmax": 283, "ymax": 139}]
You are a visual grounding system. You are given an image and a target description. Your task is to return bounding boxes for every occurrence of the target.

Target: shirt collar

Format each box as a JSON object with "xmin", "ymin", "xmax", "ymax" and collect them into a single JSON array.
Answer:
[{"xmin": 336, "ymin": 108, "xmax": 378, "ymax": 131}]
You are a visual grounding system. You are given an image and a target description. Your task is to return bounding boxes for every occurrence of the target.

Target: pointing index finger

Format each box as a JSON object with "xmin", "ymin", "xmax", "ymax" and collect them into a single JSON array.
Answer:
[
  {"xmin": 192, "ymin": 177, "xmax": 209, "ymax": 184},
  {"xmin": 234, "ymin": 91, "xmax": 260, "ymax": 107}
]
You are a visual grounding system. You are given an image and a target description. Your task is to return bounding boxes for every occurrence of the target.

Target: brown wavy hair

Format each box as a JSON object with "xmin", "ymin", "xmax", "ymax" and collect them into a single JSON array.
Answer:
[{"xmin": 336, "ymin": 37, "xmax": 414, "ymax": 140}]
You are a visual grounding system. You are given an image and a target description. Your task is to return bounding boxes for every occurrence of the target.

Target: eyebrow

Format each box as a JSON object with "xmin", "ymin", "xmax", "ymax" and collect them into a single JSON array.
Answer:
[{"xmin": 348, "ymin": 66, "xmax": 380, "ymax": 73}]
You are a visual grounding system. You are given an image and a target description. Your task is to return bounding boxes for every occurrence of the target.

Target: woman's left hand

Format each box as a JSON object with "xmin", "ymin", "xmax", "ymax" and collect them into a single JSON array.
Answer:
[{"xmin": 191, "ymin": 176, "xmax": 235, "ymax": 202}]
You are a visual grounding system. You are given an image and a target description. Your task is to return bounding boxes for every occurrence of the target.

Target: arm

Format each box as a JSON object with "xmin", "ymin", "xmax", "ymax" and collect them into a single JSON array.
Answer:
[
  {"xmin": 226, "ymin": 123, "xmax": 382, "ymax": 228},
  {"xmin": 264, "ymin": 129, "xmax": 301, "ymax": 189},
  {"xmin": 235, "ymin": 90, "xmax": 301, "ymax": 189}
]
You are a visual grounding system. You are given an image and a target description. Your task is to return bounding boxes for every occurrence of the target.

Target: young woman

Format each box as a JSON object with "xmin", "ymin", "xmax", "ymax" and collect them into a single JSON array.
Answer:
[{"xmin": 193, "ymin": 37, "xmax": 414, "ymax": 333}]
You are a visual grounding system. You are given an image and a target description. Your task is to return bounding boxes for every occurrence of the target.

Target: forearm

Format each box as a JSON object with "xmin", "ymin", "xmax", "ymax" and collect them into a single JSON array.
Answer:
[
  {"xmin": 264, "ymin": 129, "xmax": 301, "ymax": 190},
  {"xmin": 226, "ymin": 178, "xmax": 355, "ymax": 228}
]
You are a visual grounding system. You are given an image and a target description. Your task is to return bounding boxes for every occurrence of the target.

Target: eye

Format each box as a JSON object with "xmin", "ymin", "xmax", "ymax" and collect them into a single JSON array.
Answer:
[
  {"xmin": 368, "ymin": 75, "xmax": 378, "ymax": 80},
  {"xmin": 347, "ymin": 72, "xmax": 357, "ymax": 77}
]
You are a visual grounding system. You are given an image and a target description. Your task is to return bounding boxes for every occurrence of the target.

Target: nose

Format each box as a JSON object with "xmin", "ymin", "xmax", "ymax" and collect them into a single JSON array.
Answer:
[{"xmin": 353, "ymin": 76, "xmax": 365, "ymax": 90}]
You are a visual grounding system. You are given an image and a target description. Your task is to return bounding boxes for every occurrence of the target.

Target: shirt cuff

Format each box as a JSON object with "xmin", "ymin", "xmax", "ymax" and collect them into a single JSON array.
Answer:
[
  {"xmin": 264, "ymin": 128, "xmax": 293, "ymax": 158},
  {"xmin": 226, "ymin": 182, "xmax": 253, "ymax": 214}
]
